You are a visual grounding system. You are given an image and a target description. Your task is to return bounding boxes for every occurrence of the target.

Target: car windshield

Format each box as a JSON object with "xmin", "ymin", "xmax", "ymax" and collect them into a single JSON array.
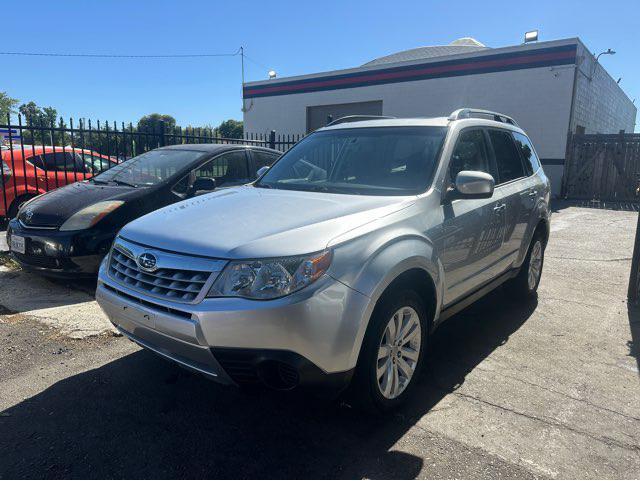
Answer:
[
  {"xmin": 93, "ymin": 149, "xmax": 206, "ymax": 187},
  {"xmin": 257, "ymin": 126, "xmax": 447, "ymax": 195}
]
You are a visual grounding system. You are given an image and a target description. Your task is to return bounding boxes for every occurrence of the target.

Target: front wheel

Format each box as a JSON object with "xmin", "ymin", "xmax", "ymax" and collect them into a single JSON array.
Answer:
[{"xmin": 350, "ymin": 289, "xmax": 428, "ymax": 412}]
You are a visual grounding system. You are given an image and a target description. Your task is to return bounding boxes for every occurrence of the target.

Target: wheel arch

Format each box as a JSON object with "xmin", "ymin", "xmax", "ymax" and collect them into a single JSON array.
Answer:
[{"xmin": 342, "ymin": 236, "xmax": 444, "ymax": 369}]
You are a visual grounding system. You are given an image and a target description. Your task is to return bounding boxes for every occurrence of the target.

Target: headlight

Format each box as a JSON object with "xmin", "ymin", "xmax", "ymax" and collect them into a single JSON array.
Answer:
[
  {"xmin": 59, "ymin": 201, "xmax": 124, "ymax": 231},
  {"xmin": 208, "ymin": 250, "xmax": 332, "ymax": 300}
]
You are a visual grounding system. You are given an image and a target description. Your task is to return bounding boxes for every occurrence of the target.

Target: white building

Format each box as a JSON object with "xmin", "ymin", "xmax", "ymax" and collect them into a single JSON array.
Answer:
[{"xmin": 243, "ymin": 37, "xmax": 637, "ymax": 196}]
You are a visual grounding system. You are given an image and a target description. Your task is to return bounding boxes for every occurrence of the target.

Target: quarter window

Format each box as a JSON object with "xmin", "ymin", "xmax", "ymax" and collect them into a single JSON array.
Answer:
[
  {"xmin": 489, "ymin": 130, "xmax": 525, "ymax": 183},
  {"xmin": 512, "ymin": 132, "xmax": 541, "ymax": 176},
  {"xmin": 449, "ymin": 129, "xmax": 493, "ymax": 181}
]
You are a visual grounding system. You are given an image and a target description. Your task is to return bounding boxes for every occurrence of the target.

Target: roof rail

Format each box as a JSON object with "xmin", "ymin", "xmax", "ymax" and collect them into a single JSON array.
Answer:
[
  {"xmin": 448, "ymin": 108, "xmax": 518, "ymax": 126},
  {"xmin": 326, "ymin": 115, "xmax": 396, "ymax": 127}
]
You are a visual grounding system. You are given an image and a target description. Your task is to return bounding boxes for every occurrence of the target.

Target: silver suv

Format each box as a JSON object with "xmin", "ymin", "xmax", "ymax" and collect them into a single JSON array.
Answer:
[{"xmin": 96, "ymin": 109, "xmax": 550, "ymax": 411}]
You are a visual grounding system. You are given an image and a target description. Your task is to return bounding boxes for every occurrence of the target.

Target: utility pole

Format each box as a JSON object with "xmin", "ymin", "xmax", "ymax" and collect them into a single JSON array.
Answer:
[{"xmin": 240, "ymin": 46, "xmax": 246, "ymax": 113}]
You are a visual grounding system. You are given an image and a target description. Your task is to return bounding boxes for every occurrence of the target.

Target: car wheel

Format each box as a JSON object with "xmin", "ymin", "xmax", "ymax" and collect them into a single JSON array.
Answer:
[
  {"xmin": 507, "ymin": 232, "xmax": 545, "ymax": 298},
  {"xmin": 350, "ymin": 289, "xmax": 428, "ymax": 412}
]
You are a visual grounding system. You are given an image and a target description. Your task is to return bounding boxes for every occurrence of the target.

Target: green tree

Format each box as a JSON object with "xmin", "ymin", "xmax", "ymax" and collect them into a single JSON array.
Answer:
[
  {"xmin": 0, "ymin": 91, "xmax": 19, "ymax": 121},
  {"xmin": 18, "ymin": 101, "xmax": 57, "ymax": 126},
  {"xmin": 137, "ymin": 113, "xmax": 177, "ymax": 134},
  {"xmin": 217, "ymin": 119, "xmax": 243, "ymax": 139}
]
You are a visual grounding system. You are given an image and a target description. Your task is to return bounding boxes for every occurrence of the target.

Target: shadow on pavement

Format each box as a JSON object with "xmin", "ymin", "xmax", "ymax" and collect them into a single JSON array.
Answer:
[
  {"xmin": 0, "ymin": 288, "xmax": 536, "ymax": 479},
  {"xmin": 628, "ymin": 305, "xmax": 640, "ymax": 376}
]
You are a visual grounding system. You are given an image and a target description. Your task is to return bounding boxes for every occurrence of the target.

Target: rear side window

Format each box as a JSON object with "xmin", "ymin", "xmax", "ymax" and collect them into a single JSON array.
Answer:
[
  {"xmin": 449, "ymin": 129, "xmax": 493, "ymax": 180},
  {"xmin": 488, "ymin": 130, "xmax": 525, "ymax": 183},
  {"xmin": 512, "ymin": 132, "xmax": 541, "ymax": 176}
]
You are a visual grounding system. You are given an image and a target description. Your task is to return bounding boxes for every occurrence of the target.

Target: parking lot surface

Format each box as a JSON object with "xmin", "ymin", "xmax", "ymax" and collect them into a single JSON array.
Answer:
[{"xmin": 1, "ymin": 204, "xmax": 639, "ymax": 479}]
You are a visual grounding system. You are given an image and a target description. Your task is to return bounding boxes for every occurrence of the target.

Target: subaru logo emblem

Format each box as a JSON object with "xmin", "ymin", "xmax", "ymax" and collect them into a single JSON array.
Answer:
[
  {"xmin": 137, "ymin": 252, "xmax": 158, "ymax": 272},
  {"xmin": 24, "ymin": 208, "xmax": 34, "ymax": 222}
]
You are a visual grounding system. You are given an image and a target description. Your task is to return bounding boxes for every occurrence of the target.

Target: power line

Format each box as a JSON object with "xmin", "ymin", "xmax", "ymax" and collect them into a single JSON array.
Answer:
[{"xmin": 0, "ymin": 48, "xmax": 242, "ymax": 58}]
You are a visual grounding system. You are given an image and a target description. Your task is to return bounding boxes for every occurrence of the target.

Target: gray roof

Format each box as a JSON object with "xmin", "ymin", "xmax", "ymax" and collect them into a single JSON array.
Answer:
[{"xmin": 362, "ymin": 38, "xmax": 488, "ymax": 67}]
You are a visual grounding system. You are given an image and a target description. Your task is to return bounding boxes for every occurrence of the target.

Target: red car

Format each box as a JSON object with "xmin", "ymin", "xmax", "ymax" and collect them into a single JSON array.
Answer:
[{"xmin": 1, "ymin": 146, "xmax": 117, "ymax": 219}]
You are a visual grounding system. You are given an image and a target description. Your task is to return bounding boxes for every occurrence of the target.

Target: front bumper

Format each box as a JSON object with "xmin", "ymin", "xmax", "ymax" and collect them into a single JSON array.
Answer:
[
  {"xmin": 96, "ymin": 260, "xmax": 370, "ymax": 392},
  {"xmin": 7, "ymin": 219, "xmax": 112, "ymax": 277}
]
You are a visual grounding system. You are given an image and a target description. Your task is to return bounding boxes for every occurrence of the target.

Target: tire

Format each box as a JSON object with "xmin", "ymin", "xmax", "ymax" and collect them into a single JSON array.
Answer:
[
  {"xmin": 349, "ymin": 289, "xmax": 428, "ymax": 412},
  {"xmin": 507, "ymin": 231, "xmax": 545, "ymax": 298},
  {"xmin": 7, "ymin": 195, "xmax": 36, "ymax": 220}
]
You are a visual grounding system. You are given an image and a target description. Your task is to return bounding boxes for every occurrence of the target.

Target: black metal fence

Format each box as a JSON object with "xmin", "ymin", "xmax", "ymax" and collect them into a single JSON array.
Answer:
[{"xmin": 0, "ymin": 115, "xmax": 301, "ymax": 218}]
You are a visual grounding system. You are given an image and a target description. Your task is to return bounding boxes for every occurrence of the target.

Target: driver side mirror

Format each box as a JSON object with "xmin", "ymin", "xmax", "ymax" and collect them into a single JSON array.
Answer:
[
  {"xmin": 256, "ymin": 166, "xmax": 269, "ymax": 178},
  {"xmin": 446, "ymin": 170, "xmax": 495, "ymax": 201},
  {"xmin": 189, "ymin": 177, "xmax": 216, "ymax": 196}
]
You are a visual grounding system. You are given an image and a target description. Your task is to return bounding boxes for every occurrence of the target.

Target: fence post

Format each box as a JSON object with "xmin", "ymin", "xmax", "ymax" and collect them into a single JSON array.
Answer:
[
  {"xmin": 158, "ymin": 120, "xmax": 166, "ymax": 147},
  {"xmin": 269, "ymin": 130, "xmax": 276, "ymax": 150},
  {"xmin": 628, "ymin": 211, "xmax": 640, "ymax": 304}
]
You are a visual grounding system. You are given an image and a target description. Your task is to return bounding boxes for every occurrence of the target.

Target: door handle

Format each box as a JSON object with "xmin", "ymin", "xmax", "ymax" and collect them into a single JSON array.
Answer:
[
  {"xmin": 528, "ymin": 191, "xmax": 537, "ymax": 197},
  {"xmin": 493, "ymin": 204, "xmax": 506, "ymax": 212}
]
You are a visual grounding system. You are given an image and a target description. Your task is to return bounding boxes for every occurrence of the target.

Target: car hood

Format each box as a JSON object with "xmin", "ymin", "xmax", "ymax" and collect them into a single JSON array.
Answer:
[
  {"xmin": 120, "ymin": 186, "xmax": 414, "ymax": 259},
  {"xmin": 18, "ymin": 181, "xmax": 142, "ymax": 227}
]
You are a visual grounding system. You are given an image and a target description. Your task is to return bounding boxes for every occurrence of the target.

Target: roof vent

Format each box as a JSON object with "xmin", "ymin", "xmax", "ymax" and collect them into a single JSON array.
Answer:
[{"xmin": 449, "ymin": 37, "xmax": 486, "ymax": 47}]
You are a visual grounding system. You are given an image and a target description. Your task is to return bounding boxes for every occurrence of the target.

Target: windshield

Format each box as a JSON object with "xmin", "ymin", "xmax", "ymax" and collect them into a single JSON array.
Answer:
[
  {"xmin": 93, "ymin": 149, "xmax": 206, "ymax": 187},
  {"xmin": 257, "ymin": 126, "xmax": 447, "ymax": 195}
]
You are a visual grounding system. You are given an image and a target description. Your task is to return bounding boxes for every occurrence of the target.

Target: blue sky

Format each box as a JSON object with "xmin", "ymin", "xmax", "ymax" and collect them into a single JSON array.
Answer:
[{"xmin": 2, "ymin": 0, "xmax": 638, "ymax": 128}]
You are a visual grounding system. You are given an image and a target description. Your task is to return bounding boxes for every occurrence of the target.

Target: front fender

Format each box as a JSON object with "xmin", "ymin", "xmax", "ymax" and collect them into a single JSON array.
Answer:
[{"xmin": 329, "ymin": 233, "xmax": 444, "ymax": 369}]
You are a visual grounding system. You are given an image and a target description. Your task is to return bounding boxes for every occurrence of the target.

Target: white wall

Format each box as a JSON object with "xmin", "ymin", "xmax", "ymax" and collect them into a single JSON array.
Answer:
[
  {"xmin": 571, "ymin": 42, "xmax": 637, "ymax": 134},
  {"xmin": 245, "ymin": 66, "xmax": 574, "ymax": 158},
  {"xmin": 244, "ymin": 66, "xmax": 575, "ymax": 195}
]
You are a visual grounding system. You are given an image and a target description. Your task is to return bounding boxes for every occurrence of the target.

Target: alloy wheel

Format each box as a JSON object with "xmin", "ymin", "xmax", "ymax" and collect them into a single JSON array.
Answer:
[
  {"xmin": 376, "ymin": 306, "xmax": 422, "ymax": 399},
  {"xmin": 528, "ymin": 240, "xmax": 543, "ymax": 290}
]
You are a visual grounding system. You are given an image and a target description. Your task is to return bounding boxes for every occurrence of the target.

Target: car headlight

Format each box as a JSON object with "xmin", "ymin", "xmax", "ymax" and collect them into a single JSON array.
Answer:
[
  {"xmin": 208, "ymin": 250, "xmax": 332, "ymax": 300},
  {"xmin": 59, "ymin": 201, "xmax": 124, "ymax": 231}
]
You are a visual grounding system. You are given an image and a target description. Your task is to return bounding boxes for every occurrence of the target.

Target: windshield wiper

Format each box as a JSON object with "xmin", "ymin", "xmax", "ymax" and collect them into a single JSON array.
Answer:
[{"xmin": 111, "ymin": 179, "xmax": 138, "ymax": 188}]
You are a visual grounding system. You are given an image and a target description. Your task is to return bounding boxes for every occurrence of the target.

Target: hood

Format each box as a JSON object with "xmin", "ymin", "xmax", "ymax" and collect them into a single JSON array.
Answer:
[
  {"xmin": 120, "ymin": 185, "xmax": 414, "ymax": 259},
  {"xmin": 19, "ymin": 181, "xmax": 142, "ymax": 227}
]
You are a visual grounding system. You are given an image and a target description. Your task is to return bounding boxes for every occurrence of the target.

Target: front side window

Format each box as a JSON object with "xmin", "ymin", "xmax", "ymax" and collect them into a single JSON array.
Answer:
[
  {"xmin": 257, "ymin": 126, "xmax": 447, "ymax": 195},
  {"xmin": 489, "ymin": 130, "xmax": 525, "ymax": 183},
  {"xmin": 93, "ymin": 149, "xmax": 207, "ymax": 187},
  {"xmin": 195, "ymin": 151, "xmax": 249, "ymax": 187},
  {"xmin": 449, "ymin": 129, "xmax": 493, "ymax": 181},
  {"xmin": 251, "ymin": 150, "xmax": 280, "ymax": 174},
  {"xmin": 512, "ymin": 132, "xmax": 541, "ymax": 176}
]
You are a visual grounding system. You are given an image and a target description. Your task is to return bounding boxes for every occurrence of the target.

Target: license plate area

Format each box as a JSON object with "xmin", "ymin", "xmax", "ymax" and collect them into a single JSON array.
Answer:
[
  {"xmin": 121, "ymin": 304, "xmax": 156, "ymax": 328},
  {"xmin": 10, "ymin": 235, "xmax": 25, "ymax": 254}
]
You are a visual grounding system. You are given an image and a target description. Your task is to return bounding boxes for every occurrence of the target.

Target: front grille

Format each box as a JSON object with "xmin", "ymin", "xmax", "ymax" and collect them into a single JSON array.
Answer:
[
  {"xmin": 102, "ymin": 283, "xmax": 193, "ymax": 319},
  {"xmin": 109, "ymin": 248, "xmax": 212, "ymax": 302}
]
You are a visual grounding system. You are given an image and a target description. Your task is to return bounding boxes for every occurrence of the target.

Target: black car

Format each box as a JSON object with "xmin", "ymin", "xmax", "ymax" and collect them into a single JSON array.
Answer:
[{"xmin": 6, "ymin": 144, "xmax": 280, "ymax": 277}]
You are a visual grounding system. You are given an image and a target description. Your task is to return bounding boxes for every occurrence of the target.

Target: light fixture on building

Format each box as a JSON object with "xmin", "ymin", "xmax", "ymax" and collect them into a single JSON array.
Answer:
[
  {"xmin": 268, "ymin": 70, "xmax": 277, "ymax": 79},
  {"xmin": 524, "ymin": 30, "xmax": 539, "ymax": 43},
  {"xmin": 596, "ymin": 48, "xmax": 616, "ymax": 61}
]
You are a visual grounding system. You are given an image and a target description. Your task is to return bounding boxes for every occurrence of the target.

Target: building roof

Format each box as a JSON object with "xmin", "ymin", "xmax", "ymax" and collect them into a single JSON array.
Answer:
[{"xmin": 362, "ymin": 37, "xmax": 488, "ymax": 66}]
